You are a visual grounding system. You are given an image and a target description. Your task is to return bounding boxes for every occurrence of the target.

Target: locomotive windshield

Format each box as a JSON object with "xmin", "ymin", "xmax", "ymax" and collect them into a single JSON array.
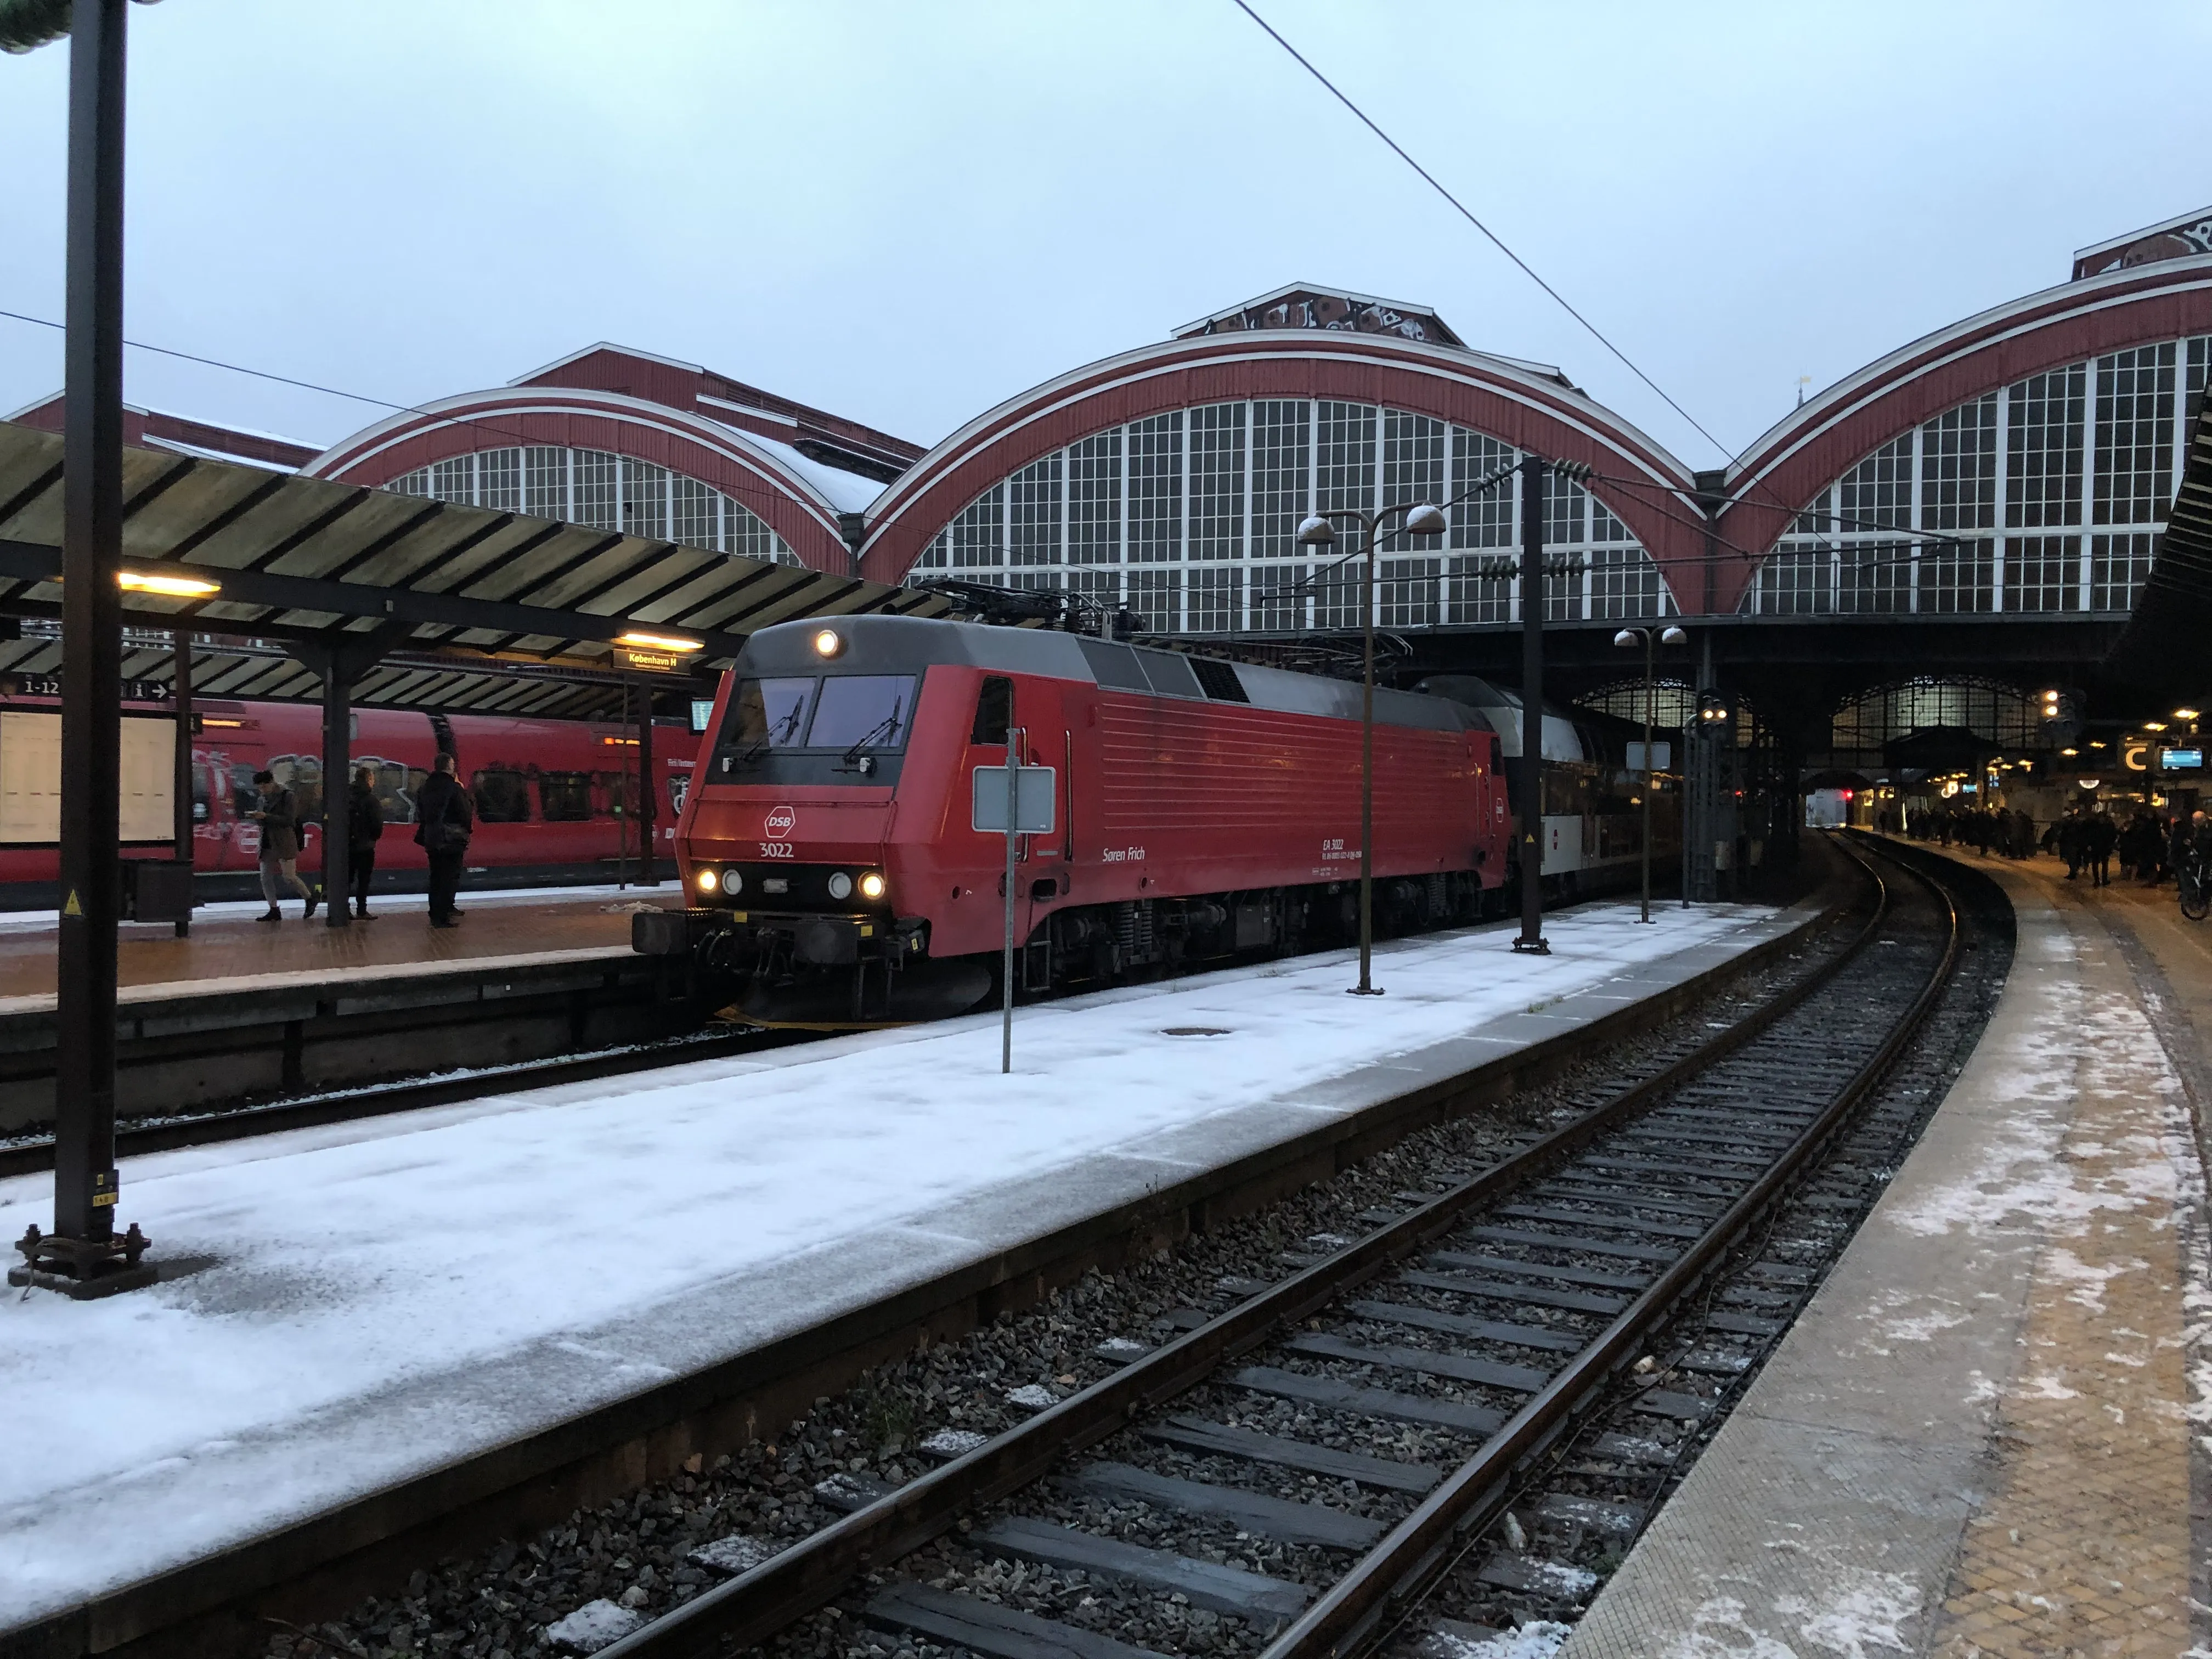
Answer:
[{"xmin": 718, "ymin": 674, "xmax": 916, "ymax": 770}]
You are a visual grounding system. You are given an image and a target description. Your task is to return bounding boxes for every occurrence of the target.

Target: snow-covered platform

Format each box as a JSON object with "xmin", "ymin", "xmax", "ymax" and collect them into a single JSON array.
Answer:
[
  {"xmin": 1560, "ymin": 844, "xmax": 2212, "ymax": 1659},
  {"xmin": 0, "ymin": 897, "xmax": 1815, "ymax": 1648}
]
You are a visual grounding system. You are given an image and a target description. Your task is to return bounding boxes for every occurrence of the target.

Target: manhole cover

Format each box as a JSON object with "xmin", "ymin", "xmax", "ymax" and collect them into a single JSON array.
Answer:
[{"xmin": 1160, "ymin": 1026, "xmax": 1232, "ymax": 1038}]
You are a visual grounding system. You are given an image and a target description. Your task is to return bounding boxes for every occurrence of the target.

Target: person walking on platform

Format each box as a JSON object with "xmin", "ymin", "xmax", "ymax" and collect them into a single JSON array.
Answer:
[
  {"xmin": 414, "ymin": 754, "xmax": 473, "ymax": 929},
  {"xmin": 347, "ymin": 766, "xmax": 383, "ymax": 919},
  {"xmin": 247, "ymin": 770, "xmax": 317, "ymax": 922},
  {"xmin": 2059, "ymin": 810, "xmax": 2084, "ymax": 879},
  {"xmin": 2084, "ymin": 808, "xmax": 2117, "ymax": 888}
]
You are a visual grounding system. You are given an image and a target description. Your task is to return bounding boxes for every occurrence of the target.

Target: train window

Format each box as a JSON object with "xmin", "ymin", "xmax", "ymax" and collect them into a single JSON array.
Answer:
[
  {"xmin": 270, "ymin": 754, "xmax": 323, "ymax": 824},
  {"xmin": 192, "ymin": 763, "xmax": 212, "ymax": 824},
  {"xmin": 539, "ymin": 771, "xmax": 592, "ymax": 822},
  {"xmin": 723, "ymin": 677, "xmax": 815, "ymax": 753},
  {"xmin": 472, "ymin": 768, "xmax": 532, "ymax": 823},
  {"xmin": 596, "ymin": 769, "xmax": 631, "ymax": 818},
  {"xmin": 808, "ymin": 675, "xmax": 914, "ymax": 751},
  {"xmin": 363, "ymin": 760, "xmax": 419, "ymax": 825},
  {"xmin": 1540, "ymin": 766, "xmax": 1595, "ymax": 819},
  {"xmin": 971, "ymin": 676, "xmax": 1012, "ymax": 745}
]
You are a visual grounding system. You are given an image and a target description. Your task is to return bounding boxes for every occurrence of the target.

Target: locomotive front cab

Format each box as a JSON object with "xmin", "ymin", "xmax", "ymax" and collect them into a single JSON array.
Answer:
[{"xmin": 639, "ymin": 617, "xmax": 990, "ymax": 1024}]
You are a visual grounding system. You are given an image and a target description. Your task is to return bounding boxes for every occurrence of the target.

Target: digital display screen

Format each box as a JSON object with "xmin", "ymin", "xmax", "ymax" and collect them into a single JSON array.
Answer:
[
  {"xmin": 2160, "ymin": 748, "xmax": 2203, "ymax": 770},
  {"xmin": 690, "ymin": 698, "xmax": 715, "ymax": 733}
]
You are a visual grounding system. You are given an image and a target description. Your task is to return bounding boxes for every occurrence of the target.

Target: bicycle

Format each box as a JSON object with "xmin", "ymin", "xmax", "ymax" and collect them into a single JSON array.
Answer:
[{"xmin": 2181, "ymin": 851, "xmax": 2211, "ymax": 922}]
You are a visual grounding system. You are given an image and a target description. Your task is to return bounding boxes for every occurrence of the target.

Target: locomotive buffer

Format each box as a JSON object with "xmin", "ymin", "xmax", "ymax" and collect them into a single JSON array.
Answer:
[{"xmin": 971, "ymin": 731, "xmax": 1056, "ymax": 1074}]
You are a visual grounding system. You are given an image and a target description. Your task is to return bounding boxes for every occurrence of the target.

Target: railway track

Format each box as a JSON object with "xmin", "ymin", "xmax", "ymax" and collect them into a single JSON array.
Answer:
[{"xmin": 579, "ymin": 837, "xmax": 1959, "ymax": 1659}]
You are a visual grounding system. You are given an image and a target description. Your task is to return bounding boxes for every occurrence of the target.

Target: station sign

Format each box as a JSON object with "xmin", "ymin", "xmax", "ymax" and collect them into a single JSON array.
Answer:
[
  {"xmin": 2160, "ymin": 748, "xmax": 2204, "ymax": 770},
  {"xmin": 972, "ymin": 764, "xmax": 1057, "ymax": 834},
  {"xmin": 1, "ymin": 674, "xmax": 170, "ymax": 701},
  {"xmin": 616, "ymin": 647, "xmax": 687, "ymax": 674},
  {"xmin": 690, "ymin": 698, "xmax": 716, "ymax": 733},
  {"xmin": 1626, "ymin": 741, "xmax": 1671, "ymax": 771}
]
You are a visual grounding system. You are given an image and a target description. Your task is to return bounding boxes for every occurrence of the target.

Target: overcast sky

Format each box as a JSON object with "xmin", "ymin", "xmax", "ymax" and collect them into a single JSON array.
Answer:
[{"xmin": 2, "ymin": 1, "xmax": 2207, "ymax": 471}]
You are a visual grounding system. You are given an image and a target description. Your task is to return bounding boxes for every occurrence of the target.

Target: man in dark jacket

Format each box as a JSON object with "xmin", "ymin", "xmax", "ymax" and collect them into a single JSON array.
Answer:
[
  {"xmin": 247, "ymin": 770, "xmax": 317, "ymax": 922},
  {"xmin": 413, "ymin": 754, "xmax": 473, "ymax": 928},
  {"xmin": 347, "ymin": 766, "xmax": 385, "ymax": 919},
  {"xmin": 2084, "ymin": 808, "xmax": 2117, "ymax": 888}
]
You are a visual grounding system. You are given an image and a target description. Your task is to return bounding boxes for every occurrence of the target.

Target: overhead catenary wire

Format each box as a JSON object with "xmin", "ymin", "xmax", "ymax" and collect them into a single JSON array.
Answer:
[
  {"xmin": 1228, "ymin": 0, "xmax": 1739, "ymax": 467},
  {"xmin": 0, "ymin": 306, "xmax": 823, "ymax": 531}
]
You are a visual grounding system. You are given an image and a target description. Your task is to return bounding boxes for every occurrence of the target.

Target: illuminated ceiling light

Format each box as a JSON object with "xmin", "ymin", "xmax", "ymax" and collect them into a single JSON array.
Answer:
[
  {"xmin": 2144, "ymin": 721, "xmax": 2168, "ymax": 732},
  {"xmin": 2175, "ymin": 707, "xmax": 2201, "ymax": 721},
  {"xmin": 615, "ymin": 629, "xmax": 704, "ymax": 653},
  {"xmin": 2061, "ymin": 747, "xmax": 2078, "ymax": 756},
  {"xmin": 811, "ymin": 628, "xmax": 845, "ymax": 658},
  {"xmin": 118, "ymin": 569, "xmax": 221, "ymax": 597}
]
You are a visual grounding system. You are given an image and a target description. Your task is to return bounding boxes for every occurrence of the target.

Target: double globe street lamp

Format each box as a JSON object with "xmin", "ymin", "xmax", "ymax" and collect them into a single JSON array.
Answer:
[
  {"xmin": 1613, "ymin": 623, "xmax": 1689, "ymax": 923},
  {"xmin": 1295, "ymin": 500, "xmax": 1448, "ymax": 997}
]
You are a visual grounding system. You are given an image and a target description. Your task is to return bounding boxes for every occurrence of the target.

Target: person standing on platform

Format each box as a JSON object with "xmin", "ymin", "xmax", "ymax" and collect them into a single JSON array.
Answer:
[
  {"xmin": 248, "ymin": 770, "xmax": 317, "ymax": 922},
  {"xmin": 2085, "ymin": 807, "xmax": 2117, "ymax": 888},
  {"xmin": 414, "ymin": 754, "xmax": 474, "ymax": 929},
  {"xmin": 347, "ymin": 765, "xmax": 383, "ymax": 919},
  {"xmin": 2059, "ymin": 809, "xmax": 2085, "ymax": 879}
]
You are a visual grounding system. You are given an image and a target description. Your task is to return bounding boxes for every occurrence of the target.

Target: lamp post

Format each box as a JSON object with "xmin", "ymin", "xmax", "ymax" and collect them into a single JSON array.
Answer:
[
  {"xmin": 1295, "ymin": 499, "xmax": 1448, "ymax": 997},
  {"xmin": 1613, "ymin": 624, "xmax": 1688, "ymax": 924}
]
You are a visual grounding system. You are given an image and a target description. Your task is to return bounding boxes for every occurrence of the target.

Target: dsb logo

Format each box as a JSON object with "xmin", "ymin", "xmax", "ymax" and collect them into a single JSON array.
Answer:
[{"xmin": 763, "ymin": 805, "xmax": 797, "ymax": 836}]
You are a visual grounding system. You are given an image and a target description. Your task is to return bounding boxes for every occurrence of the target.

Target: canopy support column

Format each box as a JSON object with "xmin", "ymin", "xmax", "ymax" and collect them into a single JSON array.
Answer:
[{"xmin": 285, "ymin": 627, "xmax": 403, "ymax": 929}]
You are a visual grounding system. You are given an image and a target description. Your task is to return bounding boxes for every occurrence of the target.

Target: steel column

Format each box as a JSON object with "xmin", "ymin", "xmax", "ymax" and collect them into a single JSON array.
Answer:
[
  {"xmin": 16, "ymin": 0, "xmax": 154, "ymax": 1297},
  {"xmin": 1513, "ymin": 457, "xmax": 1548, "ymax": 954},
  {"xmin": 171, "ymin": 626, "xmax": 191, "ymax": 937},
  {"xmin": 637, "ymin": 680, "xmax": 656, "ymax": 887},
  {"xmin": 1354, "ymin": 519, "xmax": 1379, "ymax": 994},
  {"xmin": 321, "ymin": 657, "xmax": 351, "ymax": 928}
]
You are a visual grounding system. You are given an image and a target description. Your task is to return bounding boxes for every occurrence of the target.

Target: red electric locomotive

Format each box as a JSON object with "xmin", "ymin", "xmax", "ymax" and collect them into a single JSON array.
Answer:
[{"xmin": 639, "ymin": 615, "xmax": 1512, "ymax": 1023}]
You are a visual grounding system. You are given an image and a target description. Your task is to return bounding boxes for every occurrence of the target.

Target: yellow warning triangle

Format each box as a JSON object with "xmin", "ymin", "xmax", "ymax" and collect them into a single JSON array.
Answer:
[{"xmin": 61, "ymin": 889, "xmax": 81, "ymax": 917}]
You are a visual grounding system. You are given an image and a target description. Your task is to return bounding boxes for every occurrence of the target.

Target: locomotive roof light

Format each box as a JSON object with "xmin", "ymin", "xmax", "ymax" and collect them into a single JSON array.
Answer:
[
  {"xmin": 614, "ymin": 629, "xmax": 703, "ymax": 653},
  {"xmin": 1294, "ymin": 515, "xmax": 1336, "ymax": 546},
  {"xmin": 827, "ymin": 871, "xmax": 854, "ymax": 900},
  {"xmin": 811, "ymin": 628, "xmax": 846, "ymax": 658},
  {"xmin": 859, "ymin": 871, "xmax": 886, "ymax": 900}
]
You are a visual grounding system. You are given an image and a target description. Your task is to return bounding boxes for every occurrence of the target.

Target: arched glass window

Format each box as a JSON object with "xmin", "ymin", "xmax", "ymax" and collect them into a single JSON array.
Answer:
[
  {"xmin": 388, "ymin": 447, "xmax": 802, "ymax": 566},
  {"xmin": 1745, "ymin": 334, "xmax": 2209, "ymax": 617},
  {"xmin": 906, "ymin": 400, "xmax": 1678, "ymax": 633}
]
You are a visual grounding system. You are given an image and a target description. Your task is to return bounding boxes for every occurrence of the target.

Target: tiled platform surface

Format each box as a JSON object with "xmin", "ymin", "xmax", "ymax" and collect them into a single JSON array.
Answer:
[
  {"xmin": 0, "ymin": 882, "xmax": 679, "ymax": 1009},
  {"xmin": 1559, "ymin": 843, "xmax": 2212, "ymax": 1659}
]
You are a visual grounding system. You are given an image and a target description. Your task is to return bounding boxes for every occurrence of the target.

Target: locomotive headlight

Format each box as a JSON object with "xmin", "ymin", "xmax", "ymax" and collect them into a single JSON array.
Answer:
[
  {"xmin": 720, "ymin": 868, "xmax": 744, "ymax": 895},
  {"xmin": 695, "ymin": 867, "xmax": 720, "ymax": 895},
  {"xmin": 826, "ymin": 871, "xmax": 854, "ymax": 900},
  {"xmin": 858, "ymin": 870, "xmax": 885, "ymax": 900}
]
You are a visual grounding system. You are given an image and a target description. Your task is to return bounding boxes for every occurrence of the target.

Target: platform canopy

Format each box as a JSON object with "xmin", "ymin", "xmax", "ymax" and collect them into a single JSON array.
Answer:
[{"xmin": 0, "ymin": 420, "xmax": 953, "ymax": 718}]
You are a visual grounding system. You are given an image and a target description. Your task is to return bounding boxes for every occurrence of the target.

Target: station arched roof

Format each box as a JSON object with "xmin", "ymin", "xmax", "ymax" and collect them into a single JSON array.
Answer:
[
  {"xmin": 302, "ymin": 381, "xmax": 880, "ymax": 572},
  {"xmin": 855, "ymin": 324, "xmax": 1703, "ymax": 590},
  {"xmin": 1717, "ymin": 253, "xmax": 2212, "ymax": 611}
]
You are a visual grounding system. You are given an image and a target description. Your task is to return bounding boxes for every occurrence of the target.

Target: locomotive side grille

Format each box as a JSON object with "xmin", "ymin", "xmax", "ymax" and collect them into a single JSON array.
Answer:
[{"xmin": 1093, "ymin": 701, "xmax": 1474, "ymax": 835}]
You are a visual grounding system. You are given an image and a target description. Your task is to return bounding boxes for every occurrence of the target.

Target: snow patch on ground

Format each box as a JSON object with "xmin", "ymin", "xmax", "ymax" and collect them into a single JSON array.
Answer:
[
  {"xmin": 1432, "ymin": 1621, "xmax": 1572, "ymax": 1659},
  {"xmin": 0, "ymin": 900, "xmax": 1788, "ymax": 1632}
]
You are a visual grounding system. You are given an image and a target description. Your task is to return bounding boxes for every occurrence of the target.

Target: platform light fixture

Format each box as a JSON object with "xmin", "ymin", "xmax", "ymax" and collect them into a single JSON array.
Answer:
[
  {"xmin": 116, "ymin": 569, "xmax": 221, "ymax": 597},
  {"xmin": 1613, "ymin": 623, "xmax": 1689, "ymax": 923},
  {"xmin": 614, "ymin": 629, "xmax": 703, "ymax": 653},
  {"xmin": 2145, "ymin": 721, "xmax": 2168, "ymax": 733},
  {"xmin": 2176, "ymin": 707, "xmax": 2201, "ymax": 722}
]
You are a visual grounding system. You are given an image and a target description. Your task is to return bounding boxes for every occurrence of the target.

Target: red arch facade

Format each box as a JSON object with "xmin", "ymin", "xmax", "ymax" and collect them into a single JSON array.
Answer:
[
  {"xmin": 1714, "ymin": 254, "xmax": 2212, "ymax": 612},
  {"xmin": 857, "ymin": 331, "xmax": 1702, "ymax": 592},
  {"xmin": 302, "ymin": 386, "xmax": 856, "ymax": 571}
]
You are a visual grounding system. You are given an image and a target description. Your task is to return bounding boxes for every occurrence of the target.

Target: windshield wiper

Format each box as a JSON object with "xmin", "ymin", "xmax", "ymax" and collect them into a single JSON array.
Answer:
[
  {"xmin": 728, "ymin": 704, "xmax": 807, "ymax": 770},
  {"xmin": 838, "ymin": 703, "xmax": 905, "ymax": 770}
]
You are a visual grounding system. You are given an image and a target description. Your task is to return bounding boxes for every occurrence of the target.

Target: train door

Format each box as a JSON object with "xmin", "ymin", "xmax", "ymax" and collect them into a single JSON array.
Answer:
[{"xmin": 209, "ymin": 748, "xmax": 266, "ymax": 870}]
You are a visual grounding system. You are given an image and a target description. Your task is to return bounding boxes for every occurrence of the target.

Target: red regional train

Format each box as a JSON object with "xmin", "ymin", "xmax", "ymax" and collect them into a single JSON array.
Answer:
[
  {"xmin": 636, "ymin": 615, "xmax": 1514, "ymax": 1023},
  {"xmin": 0, "ymin": 688, "xmax": 699, "ymax": 907}
]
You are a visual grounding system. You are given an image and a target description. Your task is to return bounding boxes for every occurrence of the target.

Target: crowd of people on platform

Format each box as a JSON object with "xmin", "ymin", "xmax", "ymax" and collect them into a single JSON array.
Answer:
[
  {"xmin": 246, "ymin": 753, "xmax": 477, "ymax": 928},
  {"xmin": 1903, "ymin": 800, "xmax": 2211, "ymax": 891}
]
